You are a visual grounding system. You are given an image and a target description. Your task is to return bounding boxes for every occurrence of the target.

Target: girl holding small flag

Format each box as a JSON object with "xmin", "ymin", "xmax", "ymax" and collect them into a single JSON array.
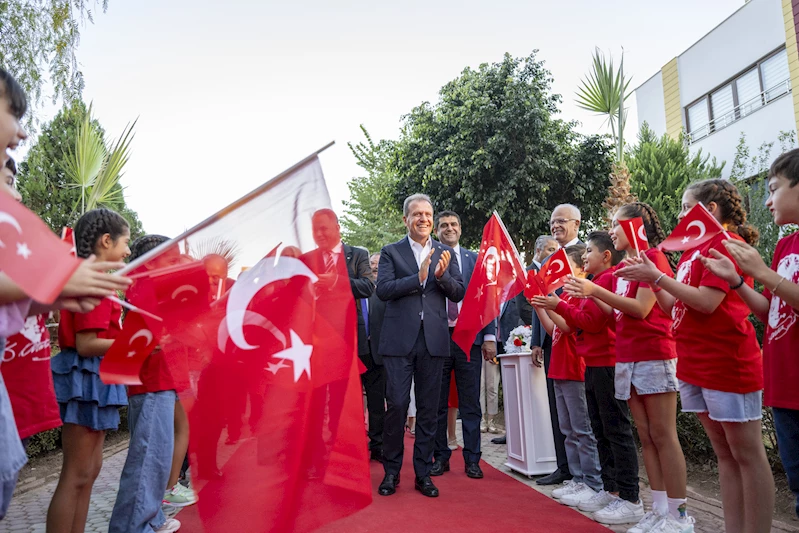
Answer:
[
  {"xmin": 618, "ymin": 180, "xmax": 774, "ymax": 533},
  {"xmin": 701, "ymin": 151, "xmax": 799, "ymax": 521},
  {"xmin": 565, "ymin": 203, "xmax": 690, "ymax": 533}
]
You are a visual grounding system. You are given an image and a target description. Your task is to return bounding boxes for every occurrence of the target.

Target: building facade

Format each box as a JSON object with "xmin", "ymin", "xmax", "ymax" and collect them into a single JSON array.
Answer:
[{"xmin": 634, "ymin": 0, "xmax": 799, "ymax": 177}]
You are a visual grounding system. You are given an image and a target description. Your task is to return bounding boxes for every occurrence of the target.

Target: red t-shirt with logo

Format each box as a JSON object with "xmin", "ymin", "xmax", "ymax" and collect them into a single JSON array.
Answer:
[
  {"xmin": 613, "ymin": 248, "xmax": 677, "ymax": 363},
  {"xmin": 2, "ymin": 315, "xmax": 61, "ymax": 439},
  {"xmin": 58, "ymin": 298, "xmax": 122, "ymax": 349},
  {"xmin": 763, "ymin": 232, "xmax": 799, "ymax": 409},
  {"xmin": 556, "ymin": 269, "xmax": 615, "ymax": 367},
  {"xmin": 548, "ymin": 296, "xmax": 586, "ymax": 381},
  {"xmin": 673, "ymin": 233, "xmax": 763, "ymax": 394}
]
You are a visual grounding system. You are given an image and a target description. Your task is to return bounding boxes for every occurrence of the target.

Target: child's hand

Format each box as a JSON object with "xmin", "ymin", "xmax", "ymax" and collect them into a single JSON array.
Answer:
[
  {"xmin": 531, "ymin": 294, "xmax": 560, "ymax": 310},
  {"xmin": 564, "ymin": 276, "xmax": 594, "ymax": 298},
  {"xmin": 61, "ymin": 255, "xmax": 132, "ymax": 298},
  {"xmin": 723, "ymin": 240, "xmax": 769, "ymax": 279},
  {"xmin": 615, "ymin": 252, "xmax": 660, "ymax": 283},
  {"xmin": 57, "ymin": 297, "xmax": 102, "ymax": 313}
]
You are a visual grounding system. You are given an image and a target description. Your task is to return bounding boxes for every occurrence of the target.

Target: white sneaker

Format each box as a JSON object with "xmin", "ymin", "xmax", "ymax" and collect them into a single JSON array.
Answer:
[
  {"xmin": 155, "ymin": 518, "xmax": 181, "ymax": 533},
  {"xmin": 649, "ymin": 515, "xmax": 695, "ymax": 533},
  {"xmin": 592, "ymin": 497, "xmax": 645, "ymax": 525},
  {"xmin": 560, "ymin": 483, "xmax": 598, "ymax": 507},
  {"xmin": 625, "ymin": 510, "xmax": 666, "ymax": 532},
  {"xmin": 551, "ymin": 479, "xmax": 577, "ymax": 499},
  {"xmin": 578, "ymin": 489, "xmax": 617, "ymax": 512}
]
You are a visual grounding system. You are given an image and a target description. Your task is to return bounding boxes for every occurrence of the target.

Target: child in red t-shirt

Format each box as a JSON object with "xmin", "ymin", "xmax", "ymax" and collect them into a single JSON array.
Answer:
[
  {"xmin": 702, "ymin": 150, "xmax": 799, "ymax": 520},
  {"xmin": 552, "ymin": 231, "xmax": 641, "ymax": 520},
  {"xmin": 48, "ymin": 208, "xmax": 131, "ymax": 533},
  {"xmin": 565, "ymin": 203, "xmax": 690, "ymax": 531},
  {"xmin": 531, "ymin": 245, "xmax": 603, "ymax": 509},
  {"xmin": 109, "ymin": 235, "xmax": 194, "ymax": 533},
  {"xmin": 618, "ymin": 179, "xmax": 774, "ymax": 532}
]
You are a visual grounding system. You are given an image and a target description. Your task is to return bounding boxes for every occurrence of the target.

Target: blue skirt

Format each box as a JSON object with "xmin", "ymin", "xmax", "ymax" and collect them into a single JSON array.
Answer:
[{"xmin": 51, "ymin": 349, "xmax": 128, "ymax": 431}]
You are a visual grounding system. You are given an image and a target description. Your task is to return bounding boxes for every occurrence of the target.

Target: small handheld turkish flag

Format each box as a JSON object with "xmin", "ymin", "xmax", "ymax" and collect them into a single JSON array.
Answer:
[
  {"xmin": 659, "ymin": 203, "xmax": 728, "ymax": 252},
  {"xmin": 99, "ymin": 311, "xmax": 161, "ymax": 385},
  {"xmin": 0, "ymin": 194, "xmax": 81, "ymax": 303},
  {"xmin": 619, "ymin": 217, "xmax": 649, "ymax": 254},
  {"xmin": 524, "ymin": 270, "xmax": 546, "ymax": 299},
  {"xmin": 61, "ymin": 227, "xmax": 76, "ymax": 257},
  {"xmin": 537, "ymin": 248, "xmax": 574, "ymax": 294}
]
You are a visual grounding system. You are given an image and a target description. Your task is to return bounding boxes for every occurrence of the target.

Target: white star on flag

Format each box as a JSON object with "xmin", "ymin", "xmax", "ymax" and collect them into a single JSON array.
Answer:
[
  {"xmin": 273, "ymin": 329, "xmax": 313, "ymax": 382},
  {"xmin": 16, "ymin": 242, "xmax": 31, "ymax": 259},
  {"xmin": 266, "ymin": 360, "xmax": 289, "ymax": 375},
  {"xmin": 681, "ymin": 236, "xmax": 690, "ymax": 244}
]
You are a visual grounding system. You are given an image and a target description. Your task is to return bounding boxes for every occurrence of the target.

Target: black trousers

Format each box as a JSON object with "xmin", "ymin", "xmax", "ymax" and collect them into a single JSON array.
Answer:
[
  {"xmin": 360, "ymin": 355, "xmax": 386, "ymax": 453},
  {"xmin": 382, "ymin": 326, "xmax": 444, "ymax": 478},
  {"xmin": 585, "ymin": 366, "xmax": 640, "ymax": 502},
  {"xmin": 543, "ymin": 341, "xmax": 569, "ymax": 475},
  {"xmin": 434, "ymin": 334, "xmax": 482, "ymax": 465}
]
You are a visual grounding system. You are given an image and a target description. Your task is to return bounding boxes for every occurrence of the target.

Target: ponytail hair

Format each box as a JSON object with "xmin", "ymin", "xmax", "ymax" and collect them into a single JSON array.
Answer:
[
  {"xmin": 129, "ymin": 235, "xmax": 170, "ymax": 262},
  {"xmin": 615, "ymin": 202, "xmax": 668, "ymax": 248},
  {"xmin": 74, "ymin": 208, "xmax": 129, "ymax": 259},
  {"xmin": 685, "ymin": 179, "xmax": 759, "ymax": 245}
]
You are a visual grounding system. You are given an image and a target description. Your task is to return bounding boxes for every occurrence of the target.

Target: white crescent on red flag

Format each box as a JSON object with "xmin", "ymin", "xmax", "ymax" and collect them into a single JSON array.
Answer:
[
  {"xmin": 536, "ymin": 247, "xmax": 574, "ymax": 294},
  {"xmin": 619, "ymin": 217, "xmax": 649, "ymax": 253},
  {"xmin": 0, "ymin": 194, "xmax": 81, "ymax": 303},
  {"xmin": 99, "ymin": 311, "xmax": 161, "ymax": 385},
  {"xmin": 659, "ymin": 203, "xmax": 728, "ymax": 252},
  {"xmin": 451, "ymin": 212, "xmax": 527, "ymax": 356}
]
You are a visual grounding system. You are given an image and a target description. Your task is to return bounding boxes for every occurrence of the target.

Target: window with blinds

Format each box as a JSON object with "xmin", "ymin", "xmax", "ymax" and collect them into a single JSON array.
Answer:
[{"xmin": 685, "ymin": 47, "xmax": 790, "ymax": 143}]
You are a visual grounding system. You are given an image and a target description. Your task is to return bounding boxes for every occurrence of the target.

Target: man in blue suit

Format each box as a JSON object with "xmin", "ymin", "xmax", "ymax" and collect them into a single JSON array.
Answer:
[
  {"xmin": 376, "ymin": 194, "xmax": 466, "ymax": 498},
  {"xmin": 430, "ymin": 210, "xmax": 496, "ymax": 480}
]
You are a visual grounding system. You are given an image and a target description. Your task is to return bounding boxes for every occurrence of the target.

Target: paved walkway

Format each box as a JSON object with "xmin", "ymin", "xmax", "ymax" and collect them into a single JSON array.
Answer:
[{"xmin": 2, "ymin": 426, "xmax": 798, "ymax": 532}]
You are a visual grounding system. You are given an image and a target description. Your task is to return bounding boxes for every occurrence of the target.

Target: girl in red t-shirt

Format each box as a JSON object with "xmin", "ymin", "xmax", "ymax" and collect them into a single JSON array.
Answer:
[
  {"xmin": 48, "ymin": 209, "xmax": 131, "ymax": 533},
  {"xmin": 565, "ymin": 203, "xmax": 690, "ymax": 531},
  {"xmin": 618, "ymin": 180, "xmax": 774, "ymax": 532},
  {"xmin": 702, "ymin": 150, "xmax": 799, "ymax": 521},
  {"xmin": 531, "ymin": 245, "xmax": 603, "ymax": 508}
]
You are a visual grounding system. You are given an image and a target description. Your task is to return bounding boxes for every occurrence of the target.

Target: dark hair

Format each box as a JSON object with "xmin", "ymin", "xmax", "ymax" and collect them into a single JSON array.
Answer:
[
  {"xmin": 435, "ymin": 210, "xmax": 461, "ymax": 228},
  {"xmin": 4, "ymin": 157, "xmax": 15, "ymax": 175},
  {"xmin": 586, "ymin": 230, "xmax": 625, "ymax": 266},
  {"xmin": 769, "ymin": 148, "xmax": 799, "ymax": 187},
  {"xmin": 616, "ymin": 202, "xmax": 667, "ymax": 248},
  {"xmin": 564, "ymin": 244, "xmax": 587, "ymax": 268},
  {"xmin": 686, "ymin": 179, "xmax": 758, "ymax": 245},
  {"xmin": 129, "ymin": 235, "xmax": 170, "ymax": 262},
  {"xmin": 0, "ymin": 68, "xmax": 28, "ymax": 120},
  {"xmin": 74, "ymin": 208, "xmax": 129, "ymax": 259}
]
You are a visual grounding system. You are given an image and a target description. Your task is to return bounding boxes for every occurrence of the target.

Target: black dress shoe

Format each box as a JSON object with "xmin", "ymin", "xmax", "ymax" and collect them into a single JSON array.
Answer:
[
  {"xmin": 430, "ymin": 460, "xmax": 450, "ymax": 476},
  {"xmin": 378, "ymin": 473, "xmax": 400, "ymax": 496},
  {"xmin": 491, "ymin": 435, "xmax": 507, "ymax": 445},
  {"xmin": 414, "ymin": 476, "xmax": 439, "ymax": 497},
  {"xmin": 535, "ymin": 470, "xmax": 572, "ymax": 486},
  {"xmin": 370, "ymin": 449, "xmax": 383, "ymax": 463},
  {"xmin": 465, "ymin": 462, "xmax": 484, "ymax": 479}
]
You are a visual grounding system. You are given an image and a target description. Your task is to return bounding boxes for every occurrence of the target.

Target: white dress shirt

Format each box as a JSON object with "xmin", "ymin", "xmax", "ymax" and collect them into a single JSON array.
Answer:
[
  {"xmin": 409, "ymin": 235, "xmax": 433, "ymax": 319},
  {"xmin": 562, "ymin": 237, "xmax": 580, "ymax": 248}
]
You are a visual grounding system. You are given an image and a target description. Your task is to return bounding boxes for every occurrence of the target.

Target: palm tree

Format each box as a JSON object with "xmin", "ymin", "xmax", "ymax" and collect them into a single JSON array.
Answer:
[
  {"xmin": 64, "ymin": 104, "xmax": 137, "ymax": 215},
  {"xmin": 575, "ymin": 48, "xmax": 636, "ymax": 219}
]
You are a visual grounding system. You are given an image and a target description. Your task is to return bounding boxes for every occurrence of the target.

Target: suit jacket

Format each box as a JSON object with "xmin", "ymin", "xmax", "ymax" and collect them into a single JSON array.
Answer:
[
  {"xmin": 453, "ymin": 246, "xmax": 496, "ymax": 345},
  {"xmin": 497, "ymin": 296, "xmax": 524, "ymax": 353},
  {"xmin": 376, "ymin": 236, "xmax": 465, "ymax": 357},
  {"xmin": 367, "ymin": 292, "xmax": 386, "ymax": 366},
  {"xmin": 301, "ymin": 243, "xmax": 374, "ymax": 356}
]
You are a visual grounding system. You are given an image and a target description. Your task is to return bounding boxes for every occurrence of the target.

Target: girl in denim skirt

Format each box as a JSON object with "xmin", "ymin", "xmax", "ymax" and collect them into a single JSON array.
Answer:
[{"xmin": 48, "ymin": 209, "xmax": 131, "ymax": 533}]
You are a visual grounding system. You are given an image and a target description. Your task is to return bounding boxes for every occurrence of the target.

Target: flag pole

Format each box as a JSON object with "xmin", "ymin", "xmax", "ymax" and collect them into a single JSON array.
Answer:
[{"xmin": 118, "ymin": 141, "xmax": 336, "ymax": 275}]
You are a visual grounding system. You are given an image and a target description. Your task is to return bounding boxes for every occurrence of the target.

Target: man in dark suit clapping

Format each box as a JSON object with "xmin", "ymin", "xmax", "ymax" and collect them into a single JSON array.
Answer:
[{"xmin": 376, "ymin": 194, "xmax": 465, "ymax": 498}]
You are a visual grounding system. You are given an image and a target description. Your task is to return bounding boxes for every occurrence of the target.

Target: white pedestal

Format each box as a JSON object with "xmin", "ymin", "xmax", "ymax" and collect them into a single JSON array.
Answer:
[{"xmin": 498, "ymin": 351, "xmax": 557, "ymax": 477}]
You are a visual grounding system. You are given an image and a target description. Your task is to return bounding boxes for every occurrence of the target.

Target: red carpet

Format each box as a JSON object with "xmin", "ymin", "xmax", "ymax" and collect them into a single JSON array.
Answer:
[{"xmin": 177, "ymin": 434, "xmax": 610, "ymax": 532}]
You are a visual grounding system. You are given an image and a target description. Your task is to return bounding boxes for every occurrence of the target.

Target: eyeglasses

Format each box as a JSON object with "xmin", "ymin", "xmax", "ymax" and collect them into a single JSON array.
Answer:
[{"xmin": 549, "ymin": 218, "xmax": 579, "ymax": 227}]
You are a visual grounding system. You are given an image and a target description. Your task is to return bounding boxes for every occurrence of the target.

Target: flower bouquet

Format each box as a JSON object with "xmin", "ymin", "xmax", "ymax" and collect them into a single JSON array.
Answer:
[{"xmin": 504, "ymin": 325, "xmax": 533, "ymax": 354}]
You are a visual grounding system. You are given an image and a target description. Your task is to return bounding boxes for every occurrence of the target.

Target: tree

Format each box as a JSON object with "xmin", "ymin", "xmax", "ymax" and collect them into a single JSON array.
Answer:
[
  {"xmin": 390, "ymin": 52, "xmax": 614, "ymax": 256},
  {"xmin": 626, "ymin": 123, "xmax": 724, "ymax": 231},
  {"xmin": 341, "ymin": 126, "xmax": 406, "ymax": 253},
  {"xmin": 1, "ymin": 0, "xmax": 108, "ymax": 122},
  {"xmin": 17, "ymin": 99, "xmax": 144, "ymax": 238}
]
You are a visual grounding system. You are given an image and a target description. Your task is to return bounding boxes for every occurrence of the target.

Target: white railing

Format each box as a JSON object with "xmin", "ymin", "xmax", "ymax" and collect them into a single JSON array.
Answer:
[{"xmin": 687, "ymin": 79, "xmax": 792, "ymax": 145}]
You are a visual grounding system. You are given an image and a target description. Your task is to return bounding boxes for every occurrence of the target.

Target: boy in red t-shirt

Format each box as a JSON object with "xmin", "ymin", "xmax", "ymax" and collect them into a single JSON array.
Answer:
[
  {"xmin": 553, "ymin": 231, "xmax": 641, "ymax": 519},
  {"xmin": 702, "ymin": 149, "xmax": 799, "ymax": 520}
]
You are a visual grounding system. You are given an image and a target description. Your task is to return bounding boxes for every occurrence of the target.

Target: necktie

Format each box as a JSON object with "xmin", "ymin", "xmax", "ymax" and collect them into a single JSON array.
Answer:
[
  {"xmin": 324, "ymin": 252, "xmax": 335, "ymax": 273},
  {"xmin": 361, "ymin": 298, "xmax": 369, "ymax": 337},
  {"xmin": 447, "ymin": 299, "xmax": 459, "ymax": 322}
]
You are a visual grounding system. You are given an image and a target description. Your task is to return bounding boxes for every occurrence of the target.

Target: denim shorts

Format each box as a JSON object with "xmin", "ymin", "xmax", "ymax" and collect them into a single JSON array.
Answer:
[
  {"xmin": 615, "ymin": 359, "xmax": 678, "ymax": 400},
  {"xmin": 679, "ymin": 381, "xmax": 762, "ymax": 422}
]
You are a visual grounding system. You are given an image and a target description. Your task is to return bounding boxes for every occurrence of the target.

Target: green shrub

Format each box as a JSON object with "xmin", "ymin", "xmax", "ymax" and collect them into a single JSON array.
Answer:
[{"xmin": 25, "ymin": 428, "xmax": 61, "ymax": 458}]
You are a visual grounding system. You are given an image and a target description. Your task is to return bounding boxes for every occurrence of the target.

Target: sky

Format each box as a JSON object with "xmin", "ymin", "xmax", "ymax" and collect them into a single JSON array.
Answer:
[{"xmin": 19, "ymin": 0, "xmax": 746, "ymax": 238}]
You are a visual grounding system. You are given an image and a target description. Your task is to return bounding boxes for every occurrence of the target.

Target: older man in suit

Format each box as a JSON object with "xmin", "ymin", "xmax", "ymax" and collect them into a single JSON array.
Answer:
[
  {"xmin": 376, "ymin": 194, "xmax": 465, "ymax": 498},
  {"xmin": 430, "ymin": 210, "xmax": 496, "ymax": 480}
]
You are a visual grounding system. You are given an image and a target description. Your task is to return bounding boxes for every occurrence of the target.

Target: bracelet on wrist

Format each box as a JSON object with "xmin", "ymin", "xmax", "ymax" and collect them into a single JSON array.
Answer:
[
  {"xmin": 653, "ymin": 273, "xmax": 666, "ymax": 286},
  {"xmin": 772, "ymin": 276, "xmax": 786, "ymax": 295},
  {"xmin": 729, "ymin": 276, "xmax": 745, "ymax": 290}
]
